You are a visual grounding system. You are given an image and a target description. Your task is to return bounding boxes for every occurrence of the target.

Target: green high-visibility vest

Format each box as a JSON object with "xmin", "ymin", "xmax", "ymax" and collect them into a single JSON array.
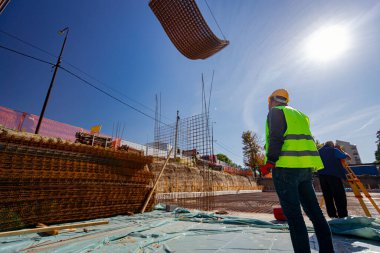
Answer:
[{"xmin": 265, "ymin": 106, "xmax": 323, "ymax": 170}]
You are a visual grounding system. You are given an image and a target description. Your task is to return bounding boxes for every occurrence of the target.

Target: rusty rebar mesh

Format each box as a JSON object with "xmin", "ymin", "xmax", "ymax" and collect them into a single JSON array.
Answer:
[
  {"xmin": 149, "ymin": 0, "xmax": 229, "ymax": 60},
  {"xmin": 0, "ymin": 128, "xmax": 155, "ymax": 232},
  {"xmin": 0, "ymin": 0, "xmax": 11, "ymax": 14},
  {"xmin": 152, "ymin": 112, "xmax": 215, "ymax": 211}
]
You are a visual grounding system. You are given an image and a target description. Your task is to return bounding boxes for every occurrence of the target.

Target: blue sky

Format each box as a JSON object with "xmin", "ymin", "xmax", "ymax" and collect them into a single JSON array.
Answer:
[{"xmin": 0, "ymin": 0, "xmax": 379, "ymax": 164}]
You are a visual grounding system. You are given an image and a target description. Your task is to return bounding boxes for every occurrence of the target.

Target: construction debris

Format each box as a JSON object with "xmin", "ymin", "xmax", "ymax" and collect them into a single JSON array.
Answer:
[
  {"xmin": 0, "ymin": 220, "xmax": 108, "ymax": 237},
  {"xmin": 75, "ymin": 131, "xmax": 112, "ymax": 147}
]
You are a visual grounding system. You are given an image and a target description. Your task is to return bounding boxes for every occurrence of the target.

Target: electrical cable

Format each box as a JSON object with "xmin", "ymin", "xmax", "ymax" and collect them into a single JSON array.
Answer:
[
  {"xmin": 0, "ymin": 29, "xmax": 57, "ymax": 58},
  {"xmin": 215, "ymin": 141, "xmax": 242, "ymax": 160},
  {"xmin": 0, "ymin": 31, "xmax": 224, "ymax": 151},
  {"xmin": 0, "ymin": 44, "xmax": 55, "ymax": 66},
  {"xmin": 59, "ymin": 66, "xmax": 173, "ymax": 128},
  {"xmin": 0, "ymin": 39, "xmax": 174, "ymax": 128},
  {"xmin": 0, "ymin": 29, "xmax": 171, "ymax": 121},
  {"xmin": 61, "ymin": 61, "xmax": 171, "ymax": 120}
]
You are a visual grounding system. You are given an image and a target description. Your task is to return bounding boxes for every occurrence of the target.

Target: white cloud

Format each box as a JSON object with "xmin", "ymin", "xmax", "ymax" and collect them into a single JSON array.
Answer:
[
  {"xmin": 355, "ymin": 118, "xmax": 376, "ymax": 132},
  {"xmin": 312, "ymin": 104, "xmax": 380, "ymax": 138}
]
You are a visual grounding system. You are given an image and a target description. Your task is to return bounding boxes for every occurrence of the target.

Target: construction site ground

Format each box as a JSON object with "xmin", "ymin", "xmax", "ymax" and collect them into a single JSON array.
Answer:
[
  {"xmin": 182, "ymin": 191, "xmax": 380, "ymax": 218},
  {"xmin": 2, "ymin": 192, "xmax": 380, "ymax": 253}
]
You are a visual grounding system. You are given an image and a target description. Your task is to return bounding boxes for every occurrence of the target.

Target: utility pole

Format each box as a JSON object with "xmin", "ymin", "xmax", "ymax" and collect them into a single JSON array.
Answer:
[
  {"xmin": 174, "ymin": 110, "xmax": 180, "ymax": 159},
  {"xmin": 35, "ymin": 27, "xmax": 69, "ymax": 134}
]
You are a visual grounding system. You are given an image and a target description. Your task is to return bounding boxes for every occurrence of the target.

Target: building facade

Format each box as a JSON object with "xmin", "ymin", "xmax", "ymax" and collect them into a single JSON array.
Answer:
[{"xmin": 336, "ymin": 140, "xmax": 362, "ymax": 164}]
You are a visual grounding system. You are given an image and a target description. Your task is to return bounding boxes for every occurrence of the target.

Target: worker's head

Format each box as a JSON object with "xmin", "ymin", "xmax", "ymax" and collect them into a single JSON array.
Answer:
[
  {"xmin": 268, "ymin": 89, "xmax": 289, "ymax": 110},
  {"xmin": 325, "ymin": 141, "xmax": 334, "ymax": 147}
]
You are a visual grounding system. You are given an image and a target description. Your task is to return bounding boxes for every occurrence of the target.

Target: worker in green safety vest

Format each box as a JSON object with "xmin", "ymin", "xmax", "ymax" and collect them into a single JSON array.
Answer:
[{"xmin": 260, "ymin": 89, "xmax": 334, "ymax": 253}]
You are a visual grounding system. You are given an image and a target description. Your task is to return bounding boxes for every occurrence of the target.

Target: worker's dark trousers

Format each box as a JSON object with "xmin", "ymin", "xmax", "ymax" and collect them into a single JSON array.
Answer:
[
  {"xmin": 273, "ymin": 168, "xmax": 335, "ymax": 253},
  {"xmin": 319, "ymin": 174, "xmax": 348, "ymax": 218}
]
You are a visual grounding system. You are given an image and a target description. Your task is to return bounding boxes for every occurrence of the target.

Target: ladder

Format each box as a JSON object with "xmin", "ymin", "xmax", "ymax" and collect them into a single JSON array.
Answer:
[
  {"xmin": 342, "ymin": 160, "xmax": 380, "ymax": 217},
  {"xmin": 320, "ymin": 160, "xmax": 380, "ymax": 217}
]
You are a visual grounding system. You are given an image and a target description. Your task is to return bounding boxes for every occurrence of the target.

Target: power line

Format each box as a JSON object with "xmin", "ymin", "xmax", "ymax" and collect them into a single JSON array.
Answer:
[
  {"xmin": 59, "ymin": 66, "xmax": 173, "ymax": 128},
  {"xmin": 215, "ymin": 141, "xmax": 242, "ymax": 160},
  {"xmin": 0, "ymin": 44, "xmax": 55, "ymax": 66},
  {"xmin": 0, "ymin": 40, "xmax": 174, "ymax": 128},
  {"xmin": 1, "ymin": 35, "xmax": 226, "ymax": 152},
  {"xmin": 62, "ymin": 61, "xmax": 167, "ymax": 119},
  {"xmin": 0, "ymin": 29, "xmax": 170, "ymax": 120},
  {"xmin": 0, "ymin": 29, "xmax": 57, "ymax": 58}
]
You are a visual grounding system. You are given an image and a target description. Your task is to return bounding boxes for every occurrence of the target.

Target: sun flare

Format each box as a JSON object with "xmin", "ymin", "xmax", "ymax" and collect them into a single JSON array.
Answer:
[{"xmin": 306, "ymin": 25, "xmax": 350, "ymax": 62}]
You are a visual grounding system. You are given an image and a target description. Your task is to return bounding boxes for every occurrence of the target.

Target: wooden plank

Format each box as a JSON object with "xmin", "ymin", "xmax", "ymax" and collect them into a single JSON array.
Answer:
[
  {"xmin": 141, "ymin": 148, "xmax": 173, "ymax": 213},
  {"xmin": 0, "ymin": 220, "xmax": 109, "ymax": 237}
]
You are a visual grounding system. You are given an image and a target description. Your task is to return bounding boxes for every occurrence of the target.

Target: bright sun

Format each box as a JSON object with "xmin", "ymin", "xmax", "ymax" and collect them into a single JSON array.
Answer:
[{"xmin": 306, "ymin": 25, "xmax": 350, "ymax": 62}]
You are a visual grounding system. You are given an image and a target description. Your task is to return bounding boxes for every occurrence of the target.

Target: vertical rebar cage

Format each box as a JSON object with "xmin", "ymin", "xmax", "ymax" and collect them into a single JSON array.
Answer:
[
  {"xmin": 151, "ymin": 113, "xmax": 212, "ymax": 162},
  {"xmin": 151, "ymin": 112, "xmax": 215, "ymax": 211}
]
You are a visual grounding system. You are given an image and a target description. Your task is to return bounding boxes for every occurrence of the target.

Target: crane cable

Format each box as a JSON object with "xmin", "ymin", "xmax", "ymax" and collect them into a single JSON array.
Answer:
[{"xmin": 203, "ymin": 0, "xmax": 227, "ymax": 40}]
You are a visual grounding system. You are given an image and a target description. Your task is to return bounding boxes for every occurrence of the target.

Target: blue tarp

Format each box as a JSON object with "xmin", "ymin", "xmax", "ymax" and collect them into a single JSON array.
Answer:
[
  {"xmin": 351, "ymin": 165, "xmax": 379, "ymax": 175},
  {"xmin": 329, "ymin": 216, "xmax": 380, "ymax": 241}
]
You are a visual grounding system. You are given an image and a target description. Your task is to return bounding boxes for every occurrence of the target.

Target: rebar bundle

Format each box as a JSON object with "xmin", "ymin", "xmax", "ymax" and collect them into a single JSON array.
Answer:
[{"xmin": 0, "ymin": 127, "xmax": 154, "ymax": 231}]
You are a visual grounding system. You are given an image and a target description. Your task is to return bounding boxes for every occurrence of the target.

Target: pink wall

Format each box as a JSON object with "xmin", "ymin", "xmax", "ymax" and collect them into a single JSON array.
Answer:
[{"xmin": 0, "ymin": 106, "xmax": 88, "ymax": 142}]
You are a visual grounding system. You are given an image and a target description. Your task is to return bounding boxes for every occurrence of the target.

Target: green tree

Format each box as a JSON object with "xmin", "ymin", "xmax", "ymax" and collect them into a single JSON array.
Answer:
[
  {"xmin": 375, "ymin": 130, "xmax": 380, "ymax": 162},
  {"xmin": 314, "ymin": 137, "xmax": 323, "ymax": 149},
  {"xmin": 216, "ymin": 153, "xmax": 232, "ymax": 165},
  {"xmin": 242, "ymin": 131, "xmax": 264, "ymax": 177}
]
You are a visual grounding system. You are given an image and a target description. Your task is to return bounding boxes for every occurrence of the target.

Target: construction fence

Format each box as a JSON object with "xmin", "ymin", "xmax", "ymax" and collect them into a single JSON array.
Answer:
[{"xmin": 0, "ymin": 106, "xmax": 87, "ymax": 142}]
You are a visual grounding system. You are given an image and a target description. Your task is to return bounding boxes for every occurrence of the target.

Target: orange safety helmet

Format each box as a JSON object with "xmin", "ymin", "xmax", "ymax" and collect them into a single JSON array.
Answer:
[{"xmin": 268, "ymin": 89, "xmax": 289, "ymax": 104}]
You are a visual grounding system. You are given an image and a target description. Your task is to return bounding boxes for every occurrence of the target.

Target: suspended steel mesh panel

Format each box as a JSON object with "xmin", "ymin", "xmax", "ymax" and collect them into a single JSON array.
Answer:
[
  {"xmin": 149, "ymin": 0, "xmax": 229, "ymax": 60},
  {"xmin": 0, "ymin": 0, "xmax": 11, "ymax": 14}
]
